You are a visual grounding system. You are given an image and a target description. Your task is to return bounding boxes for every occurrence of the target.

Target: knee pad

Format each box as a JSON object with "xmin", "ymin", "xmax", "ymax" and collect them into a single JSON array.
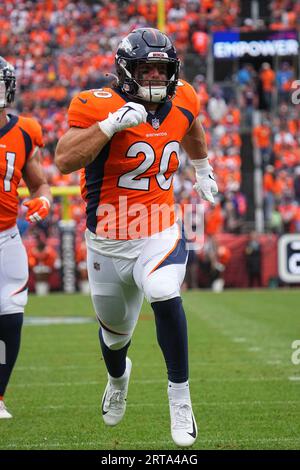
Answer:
[
  {"xmin": 91, "ymin": 282, "xmax": 127, "ymax": 325},
  {"xmin": 92, "ymin": 286, "xmax": 127, "ymax": 327},
  {"xmin": 143, "ymin": 271, "xmax": 180, "ymax": 303},
  {"xmin": 92, "ymin": 290, "xmax": 133, "ymax": 350},
  {"xmin": 101, "ymin": 328, "xmax": 131, "ymax": 351},
  {"xmin": 91, "ymin": 280, "xmax": 142, "ymax": 344}
]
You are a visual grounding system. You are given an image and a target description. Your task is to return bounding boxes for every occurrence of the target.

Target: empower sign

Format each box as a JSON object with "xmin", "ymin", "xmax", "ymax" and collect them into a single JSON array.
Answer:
[{"xmin": 213, "ymin": 30, "xmax": 299, "ymax": 59}]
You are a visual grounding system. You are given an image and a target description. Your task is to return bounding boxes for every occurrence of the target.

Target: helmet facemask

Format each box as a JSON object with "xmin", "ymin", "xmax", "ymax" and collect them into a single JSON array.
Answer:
[
  {"xmin": 0, "ymin": 81, "xmax": 7, "ymax": 109},
  {"xmin": 0, "ymin": 59, "xmax": 16, "ymax": 109},
  {"xmin": 115, "ymin": 28, "xmax": 180, "ymax": 104},
  {"xmin": 117, "ymin": 57, "xmax": 179, "ymax": 104},
  {"xmin": 137, "ymin": 58, "xmax": 179, "ymax": 103}
]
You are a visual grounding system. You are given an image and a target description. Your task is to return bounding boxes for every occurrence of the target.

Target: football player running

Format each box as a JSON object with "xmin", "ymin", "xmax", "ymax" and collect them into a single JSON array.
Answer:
[
  {"xmin": 55, "ymin": 28, "xmax": 217, "ymax": 447},
  {"xmin": 0, "ymin": 57, "xmax": 52, "ymax": 418}
]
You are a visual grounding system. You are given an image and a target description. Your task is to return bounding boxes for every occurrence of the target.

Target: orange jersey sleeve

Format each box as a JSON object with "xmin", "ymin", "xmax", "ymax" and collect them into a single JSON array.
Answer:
[
  {"xmin": 0, "ymin": 114, "xmax": 44, "ymax": 231},
  {"xmin": 18, "ymin": 116, "xmax": 44, "ymax": 149},
  {"xmin": 173, "ymin": 79, "xmax": 201, "ymax": 125},
  {"xmin": 68, "ymin": 88, "xmax": 126, "ymax": 128}
]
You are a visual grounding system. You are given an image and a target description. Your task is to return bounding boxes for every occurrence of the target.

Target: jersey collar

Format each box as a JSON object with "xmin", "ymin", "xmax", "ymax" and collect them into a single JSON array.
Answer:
[
  {"xmin": 0, "ymin": 114, "xmax": 19, "ymax": 138},
  {"xmin": 146, "ymin": 101, "xmax": 172, "ymax": 129}
]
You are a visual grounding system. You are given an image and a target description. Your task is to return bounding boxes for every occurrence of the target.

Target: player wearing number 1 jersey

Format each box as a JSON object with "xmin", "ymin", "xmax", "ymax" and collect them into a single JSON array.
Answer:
[
  {"xmin": 0, "ymin": 57, "xmax": 52, "ymax": 419},
  {"xmin": 55, "ymin": 28, "xmax": 218, "ymax": 447}
]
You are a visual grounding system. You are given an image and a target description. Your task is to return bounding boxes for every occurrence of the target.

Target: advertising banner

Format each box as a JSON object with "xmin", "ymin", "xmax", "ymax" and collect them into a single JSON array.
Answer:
[{"xmin": 213, "ymin": 30, "xmax": 299, "ymax": 59}]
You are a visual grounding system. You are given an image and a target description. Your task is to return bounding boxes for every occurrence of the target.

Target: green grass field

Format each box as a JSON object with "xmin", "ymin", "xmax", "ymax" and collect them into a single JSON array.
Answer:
[{"xmin": 1, "ymin": 290, "xmax": 300, "ymax": 450}]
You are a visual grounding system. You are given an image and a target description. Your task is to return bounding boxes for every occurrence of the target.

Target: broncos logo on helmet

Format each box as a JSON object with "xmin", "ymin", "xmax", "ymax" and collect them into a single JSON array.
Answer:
[
  {"xmin": 0, "ymin": 57, "xmax": 16, "ymax": 108},
  {"xmin": 115, "ymin": 28, "xmax": 180, "ymax": 104}
]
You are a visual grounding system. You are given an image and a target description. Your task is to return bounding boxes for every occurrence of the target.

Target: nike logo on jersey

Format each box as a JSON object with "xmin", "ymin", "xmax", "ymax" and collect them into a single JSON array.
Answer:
[
  {"xmin": 209, "ymin": 174, "xmax": 215, "ymax": 181},
  {"xmin": 78, "ymin": 97, "xmax": 87, "ymax": 104},
  {"xmin": 10, "ymin": 233, "xmax": 18, "ymax": 239}
]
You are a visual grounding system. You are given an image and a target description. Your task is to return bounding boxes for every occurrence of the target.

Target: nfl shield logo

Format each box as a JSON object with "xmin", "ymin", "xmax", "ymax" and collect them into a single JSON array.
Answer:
[{"xmin": 152, "ymin": 117, "xmax": 160, "ymax": 130}]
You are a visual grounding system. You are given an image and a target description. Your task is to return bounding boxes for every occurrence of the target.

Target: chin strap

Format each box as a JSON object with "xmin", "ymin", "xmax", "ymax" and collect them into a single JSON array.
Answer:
[
  {"xmin": 137, "ymin": 84, "xmax": 167, "ymax": 103},
  {"xmin": 122, "ymin": 65, "xmax": 168, "ymax": 103}
]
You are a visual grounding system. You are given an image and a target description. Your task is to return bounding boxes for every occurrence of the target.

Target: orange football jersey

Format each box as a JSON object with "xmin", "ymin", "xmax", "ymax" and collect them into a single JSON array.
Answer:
[
  {"xmin": 0, "ymin": 114, "xmax": 43, "ymax": 231},
  {"xmin": 68, "ymin": 80, "xmax": 200, "ymax": 239}
]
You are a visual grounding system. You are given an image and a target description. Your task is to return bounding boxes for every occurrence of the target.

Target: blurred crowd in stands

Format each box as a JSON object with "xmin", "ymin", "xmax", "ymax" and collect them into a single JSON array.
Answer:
[
  {"xmin": 1, "ymin": 0, "xmax": 300, "ymax": 290},
  {"xmin": 244, "ymin": 61, "xmax": 300, "ymax": 233}
]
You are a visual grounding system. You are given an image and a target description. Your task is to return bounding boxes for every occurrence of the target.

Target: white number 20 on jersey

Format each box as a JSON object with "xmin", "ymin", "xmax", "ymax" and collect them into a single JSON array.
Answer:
[{"xmin": 118, "ymin": 141, "xmax": 179, "ymax": 191}]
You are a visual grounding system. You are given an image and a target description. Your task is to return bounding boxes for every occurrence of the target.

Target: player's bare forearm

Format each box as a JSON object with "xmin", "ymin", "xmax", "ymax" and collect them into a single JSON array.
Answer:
[
  {"xmin": 55, "ymin": 124, "xmax": 110, "ymax": 174},
  {"xmin": 181, "ymin": 117, "xmax": 208, "ymax": 160},
  {"xmin": 22, "ymin": 151, "xmax": 53, "ymax": 203},
  {"xmin": 29, "ymin": 182, "xmax": 52, "ymax": 202}
]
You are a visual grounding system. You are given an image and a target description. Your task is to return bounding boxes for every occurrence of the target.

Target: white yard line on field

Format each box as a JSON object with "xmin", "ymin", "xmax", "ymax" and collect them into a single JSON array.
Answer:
[
  {"xmin": 16, "ymin": 360, "xmax": 274, "ymax": 371},
  {"xmin": 12, "ymin": 400, "xmax": 300, "ymax": 411},
  {"xmin": 232, "ymin": 337, "xmax": 247, "ymax": 343},
  {"xmin": 11, "ymin": 376, "xmax": 297, "ymax": 388},
  {"xmin": 24, "ymin": 317, "xmax": 95, "ymax": 326}
]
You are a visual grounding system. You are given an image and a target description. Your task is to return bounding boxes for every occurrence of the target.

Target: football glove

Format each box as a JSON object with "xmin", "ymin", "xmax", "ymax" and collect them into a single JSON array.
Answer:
[
  {"xmin": 23, "ymin": 196, "xmax": 51, "ymax": 223},
  {"xmin": 99, "ymin": 102, "xmax": 148, "ymax": 139},
  {"xmin": 191, "ymin": 158, "xmax": 218, "ymax": 205}
]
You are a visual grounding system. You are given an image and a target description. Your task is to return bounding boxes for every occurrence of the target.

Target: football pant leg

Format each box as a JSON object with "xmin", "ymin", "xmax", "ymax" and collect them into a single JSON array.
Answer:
[
  {"xmin": 133, "ymin": 223, "xmax": 188, "ymax": 303},
  {"xmin": 87, "ymin": 246, "xmax": 144, "ymax": 350},
  {"xmin": 0, "ymin": 232, "xmax": 29, "ymax": 316}
]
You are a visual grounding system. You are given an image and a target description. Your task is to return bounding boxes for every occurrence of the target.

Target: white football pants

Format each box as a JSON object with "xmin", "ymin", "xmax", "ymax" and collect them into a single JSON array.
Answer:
[
  {"xmin": 0, "ymin": 226, "xmax": 29, "ymax": 315},
  {"xmin": 86, "ymin": 223, "xmax": 188, "ymax": 349}
]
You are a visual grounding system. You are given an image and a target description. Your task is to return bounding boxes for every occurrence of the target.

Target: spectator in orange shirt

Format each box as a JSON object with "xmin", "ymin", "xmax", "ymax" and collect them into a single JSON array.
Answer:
[
  {"xmin": 205, "ymin": 202, "xmax": 224, "ymax": 236},
  {"xmin": 263, "ymin": 165, "xmax": 280, "ymax": 221},
  {"xmin": 259, "ymin": 63, "xmax": 275, "ymax": 111},
  {"xmin": 213, "ymin": 244, "xmax": 231, "ymax": 292},
  {"xmin": 279, "ymin": 197, "xmax": 299, "ymax": 233},
  {"xmin": 28, "ymin": 237, "xmax": 57, "ymax": 295},
  {"xmin": 253, "ymin": 120, "xmax": 272, "ymax": 165},
  {"xmin": 198, "ymin": 235, "xmax": 231, "ymax": 292},
  {"xmin": 192, "ymin": 31, "xmax": 209, "ymax": 56}
]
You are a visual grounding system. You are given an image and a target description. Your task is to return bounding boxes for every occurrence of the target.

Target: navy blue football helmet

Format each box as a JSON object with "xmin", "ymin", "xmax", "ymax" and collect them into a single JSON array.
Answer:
[
  {"xmin": 115, "ymin": 28, "xmax": 180, "ymax": 103},
  {"xmin": 0, "ymin": 57, "xmax": 16, "ymax": 107}
]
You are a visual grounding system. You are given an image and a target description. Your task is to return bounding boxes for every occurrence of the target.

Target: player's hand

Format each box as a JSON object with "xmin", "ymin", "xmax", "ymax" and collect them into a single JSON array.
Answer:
[
  {"xmin": 191, "ymin": 158, "xmax": 218, "ymax": 205},
  {"xmin": 99, "ymin": 102, "xmax": 148, "ymax": 139},
  {"xmin": 23, "ymin": 196, "xmax": 51, "ymax": 223}
]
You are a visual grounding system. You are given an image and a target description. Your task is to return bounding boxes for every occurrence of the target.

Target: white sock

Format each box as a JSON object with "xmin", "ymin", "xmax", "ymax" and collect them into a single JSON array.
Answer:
[
  {"xmin": 168, "ymin": 381, "xmax": 190, "ymax": 401},
  {"xmin": 109, "ymin": 363, "xmax": 129, "ymax": 387}
]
